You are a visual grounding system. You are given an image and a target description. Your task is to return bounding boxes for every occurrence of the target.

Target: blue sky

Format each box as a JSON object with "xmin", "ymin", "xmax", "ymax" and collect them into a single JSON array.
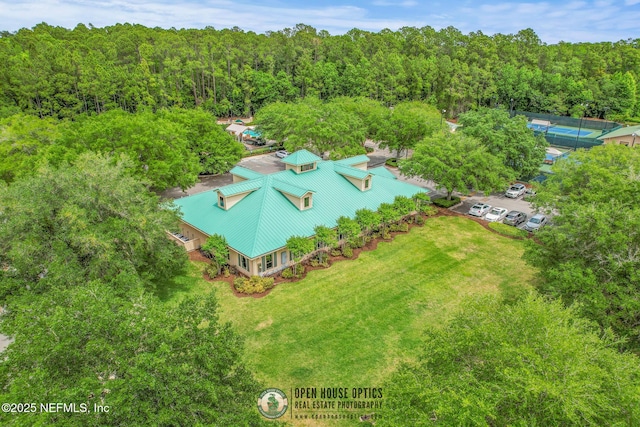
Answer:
[{"xmin": 1, "ymin": 0, "xmax": 638, "ymax": 43}]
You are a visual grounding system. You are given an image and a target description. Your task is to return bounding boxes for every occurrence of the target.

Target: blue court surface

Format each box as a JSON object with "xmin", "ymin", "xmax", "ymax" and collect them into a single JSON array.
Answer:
[{"xmin": 528, "ymin": 123, "xmax": 593, "ymax": 137}]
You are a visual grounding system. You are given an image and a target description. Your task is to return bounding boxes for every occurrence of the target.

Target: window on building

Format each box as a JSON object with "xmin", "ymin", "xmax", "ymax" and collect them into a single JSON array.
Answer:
[
  {"xmin": 219, "ymin": 195, "xmax": 225, "ymax": 207},
  {"xmin": 364, "ymin": 178, "xmax": 370, "ymax": 189},
  {"xmin": 304, "ymin": 196, "xmax": 310, "ymax": 208},
  {"xmin": 261, "ymin": 252, "xmax": 278, "ymax": 271},
  {"xmin": 301, "ymin": 163, "xmax": 315, "ymax": 172},
  {"xmin": 238, "ymin": 254, "xmax": 249, "ymax": 272}
]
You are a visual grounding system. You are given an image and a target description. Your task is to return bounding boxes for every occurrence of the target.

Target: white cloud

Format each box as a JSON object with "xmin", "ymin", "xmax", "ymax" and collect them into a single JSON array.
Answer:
[
  {"xmin": 0, "ymin": 0, "xmax": 636, "ymax": 43},
  {"xmin": 372, "ymin": 0, "xmax": 419, "ymax": 6}
]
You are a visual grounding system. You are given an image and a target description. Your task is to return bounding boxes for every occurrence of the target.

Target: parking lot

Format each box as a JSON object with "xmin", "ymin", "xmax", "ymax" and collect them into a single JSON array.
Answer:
[{"xmin": 450, "ymin": 192, "xmax": 539, "ymax": 229}]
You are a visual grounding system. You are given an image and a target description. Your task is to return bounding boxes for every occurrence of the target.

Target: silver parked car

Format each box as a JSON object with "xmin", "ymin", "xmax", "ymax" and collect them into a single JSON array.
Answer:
[
  {"xmin": 524, "ymin": 213, "xmax": 547, "ymax": 232},
  {"xmin": 503, "ymin": 211, "xmax": 527, "ymax": 227},
  {"xmin": 505, "ymin": 183, "xmax": 526, "ymax": 198},
  {"xmin": 275, "ymin": 150, "xmax": 289, "ymax": 159},
  {"xmin": 468, "ymin": 203, "xmax": 492, "ymax": 217}
]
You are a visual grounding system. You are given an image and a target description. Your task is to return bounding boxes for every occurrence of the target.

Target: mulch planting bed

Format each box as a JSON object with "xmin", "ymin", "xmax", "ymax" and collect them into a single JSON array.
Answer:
[{"xmin": 195, "ymin": 208, "xmax": 533, "ymax": 298}]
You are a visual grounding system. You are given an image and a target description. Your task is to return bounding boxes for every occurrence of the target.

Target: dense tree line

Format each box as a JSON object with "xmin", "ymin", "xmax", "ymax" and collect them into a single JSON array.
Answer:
[
  {"xmin": 0, "ymin": 23, "xmax": 638, "ymax": 121},
  {"xmin": 0, "ymin": 154, "xmax": 269, "ymax": 425},
  {"xmin": 380, "ymin": 295, "xmax": 640, "ymax": 425},
  {"xmin": 0, "ymin": 108, "xmax": 244, "ymax": 190},
  {"xmin": 527, "ymin": 144, "xmax": 640, "ymax": 351}
]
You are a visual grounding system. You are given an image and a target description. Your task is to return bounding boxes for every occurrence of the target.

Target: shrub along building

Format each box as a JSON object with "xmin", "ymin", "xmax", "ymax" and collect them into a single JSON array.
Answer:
[{"xmin": 172, "ymin": 150, "xmax": 427, "ymax": 276}]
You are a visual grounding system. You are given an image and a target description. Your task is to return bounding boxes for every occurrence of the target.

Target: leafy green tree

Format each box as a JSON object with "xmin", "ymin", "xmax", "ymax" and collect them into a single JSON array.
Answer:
[
  {"xmin": 376, "ymin": 203, "xmax": 402, "ymax": 235},
  {"xmin": 313, "ymin": 225, "xmax": 337, "ymax": 263},
  {"xmin": 412, "ymin": 192, "xmax": 432, "ymax": 212},
  {"xmin": 375, "ymin": 101, "xmax": 441, "ymax": 159},
  {"xmin": 354, "ymin": 208, "xmax": 380, "ymax": 245},
  {"xmin": 0, "ymin": 152, "xmax": 187, "ymax": 300},
  {"xmin": 0, "ymin": 284, "xmax": 267, "ymax": 426},
  {"xmin": 525, "ymin": 144, "xmax": 640, "ymax": 350},
  {"xmin": 380, "ymin": 294, "xmax": 640, "ymax": 426},
  {"xmin": 458, "ymin": 107, "xmax": 547, "ymax": 179},
  {"xmin": 335, "ymin": 216, "xmax": 361, "ymax": 249},
  {"xmin": 255, "ymin": 97, "xmax": 366, "ymax": 158},
  {"xmin": 285, "ymin": 235, "xmax": 314, "ymax": 275},
  {"xmin": 391, "ymin": 195, "xmax": 416, "ymax": 219},
  {"xmin": 0, "ymin": 114, "xmax": 60, "ymax": 183},
  {"xmin": 400, "ymin": 132, "xmax": 514, "ymax": 200},
  {"xmin": 159, "ymin": 109, "xmax": 244, "ymax": 175},
  {"xmin": 54, "ymin": 109, "xmax": 201, "ymax": 190},
  {"xmin": 201, "ymin": 234, "xmax": 230, "ymax": 276}
]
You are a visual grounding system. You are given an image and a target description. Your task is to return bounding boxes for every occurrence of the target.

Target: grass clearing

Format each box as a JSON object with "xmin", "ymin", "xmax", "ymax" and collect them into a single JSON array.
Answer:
[{"xmin": 158, "ymin": 216, "xmax": 535, "ymax": 391}]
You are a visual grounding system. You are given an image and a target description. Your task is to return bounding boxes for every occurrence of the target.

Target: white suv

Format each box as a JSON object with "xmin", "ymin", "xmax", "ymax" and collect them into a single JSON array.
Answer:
[{"xmin": 505, "ymin": 183, "xmax": 526, "ymax": 198}]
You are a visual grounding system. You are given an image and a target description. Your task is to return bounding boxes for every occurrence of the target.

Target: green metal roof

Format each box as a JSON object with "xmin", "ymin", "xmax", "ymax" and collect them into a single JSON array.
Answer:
[
  {"xmin": 230, "ymin": 166, "xmax": 264, "ymax": 180},
  {"xmin": 218, "ymin": 179, "xmax": 262, "ymax": 197},
  {"xmin": 281, "ymin": 149, "xmax": 322, "ymax": 165},
  {"xmin": 175, "ymin": 157, "xmax": 428, "ymax": 259},
  {"xmin": 334, "ymin": 163, "xmax": 371, "ymax": 180},
  {"xmin": 272, "ymin": 179, "xmax": 312, "ymax": 198},
  {"xmin": 368, "ymin": 166, "xmax": 397, "ymax": 179},
  {"xmin": 334, "ymin": 154, "xmax": 370, "ymax": 166},
  {"xmin": 597, "ymin": 124, "xmax": 640, "ymax": 140}
]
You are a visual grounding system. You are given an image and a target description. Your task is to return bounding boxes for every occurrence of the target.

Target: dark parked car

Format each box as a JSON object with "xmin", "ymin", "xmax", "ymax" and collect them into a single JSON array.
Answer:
[{"xmin": 503, "ymin": 210, "xmax": 527, "ymax": 226}]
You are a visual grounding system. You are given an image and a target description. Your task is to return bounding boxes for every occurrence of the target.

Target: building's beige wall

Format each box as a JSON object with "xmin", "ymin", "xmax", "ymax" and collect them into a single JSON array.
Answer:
[
  {"xmin": 167, "ymin": 222, "xmax": 209, "ymax": 252},
  {"xmin": 341, "ymin": 174, "xmax": 371, "ymax": 191},
  {"xmin": 351, "ymin": 161, "xmax": 368, "ymax": 170},
  {"xmin": 603, "ymin": 135, "xmax": 638, "ymax": 147},
  {"xmin": 279, "ymin": 191, "xmax": 313, "ymax": 210},
  {"xmin": 224, "ymin": 191, "xmax": 252, "ymax": 209},
  {"xmin": 232, "ymin": 174, "xmax": 247, "ymax": 183},
  {"xmin": 218, "ymin": 190, "xmax": 254, "ymax": 210}
]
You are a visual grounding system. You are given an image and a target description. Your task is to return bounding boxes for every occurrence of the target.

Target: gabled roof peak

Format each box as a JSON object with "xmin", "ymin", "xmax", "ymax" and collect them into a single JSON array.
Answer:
[{"xmin": 281, "ymin": 149, "xmax": 322, "ymax": 165}]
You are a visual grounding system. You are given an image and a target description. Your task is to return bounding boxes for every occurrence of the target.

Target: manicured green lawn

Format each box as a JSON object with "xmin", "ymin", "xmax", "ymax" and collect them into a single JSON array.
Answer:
[{"xmin": 159, "ymin": 216, "xmax": 535, "ymax": 391}]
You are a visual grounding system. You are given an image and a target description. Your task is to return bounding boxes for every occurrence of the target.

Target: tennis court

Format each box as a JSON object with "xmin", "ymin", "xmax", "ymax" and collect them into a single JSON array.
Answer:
[{"xmin": 528, "ymin": 123, "xmax": 594, "ymax": 137}]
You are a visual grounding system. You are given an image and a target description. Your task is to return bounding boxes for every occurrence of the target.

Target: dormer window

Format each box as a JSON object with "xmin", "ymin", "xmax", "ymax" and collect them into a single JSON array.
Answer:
[
  {"xmin": 304, "ymin": 196, "xmax": 310, "ymax": 208},
  {"xmin": 300, "ymin": 163, "xmax": 315, "ymax": 172},
  {"xmin": 218, "ymin": 195, "xmax": 225, "ymax": 208},
  {"xmin": 365, "ymin": 178, "xmax": 370, "ymax": 189}
]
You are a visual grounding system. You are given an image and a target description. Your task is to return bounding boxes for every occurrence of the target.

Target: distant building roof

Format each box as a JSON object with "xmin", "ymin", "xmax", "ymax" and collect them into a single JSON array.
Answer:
[
  {"xmin": 226, "ymin": 123, "xmax": 249, "ymax": 134},
  {"xmin": 174, "ymin": 153, "xmax": 427, "ymax": 258},
  {"xmin": 597, "ymin": 124, "xmax": 640, "ymax": 140}
]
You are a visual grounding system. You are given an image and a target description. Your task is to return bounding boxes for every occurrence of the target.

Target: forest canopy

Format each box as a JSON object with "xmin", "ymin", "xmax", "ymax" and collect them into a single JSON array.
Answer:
[{"xmin": 0, "ymin": 23, "xmax": 637, "ymax": 122}]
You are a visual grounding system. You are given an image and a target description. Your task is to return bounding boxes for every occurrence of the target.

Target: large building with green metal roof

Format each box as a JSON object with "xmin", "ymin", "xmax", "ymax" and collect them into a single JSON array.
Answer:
[{"xmin": 172, "ymin": 150, "xmax": 428, "ymax": 276}]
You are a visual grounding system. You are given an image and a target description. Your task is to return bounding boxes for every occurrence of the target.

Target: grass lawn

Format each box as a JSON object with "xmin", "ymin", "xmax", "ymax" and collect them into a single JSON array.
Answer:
[{"xmin": 159, "ymin": 216, "xmax": 535, "ymax": 393}]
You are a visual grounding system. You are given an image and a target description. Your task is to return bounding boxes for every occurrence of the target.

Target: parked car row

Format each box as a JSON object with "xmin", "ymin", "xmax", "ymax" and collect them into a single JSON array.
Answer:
[{"xmin": 467, "ymin": 203, "xmax": 547, "ymax": 232}]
